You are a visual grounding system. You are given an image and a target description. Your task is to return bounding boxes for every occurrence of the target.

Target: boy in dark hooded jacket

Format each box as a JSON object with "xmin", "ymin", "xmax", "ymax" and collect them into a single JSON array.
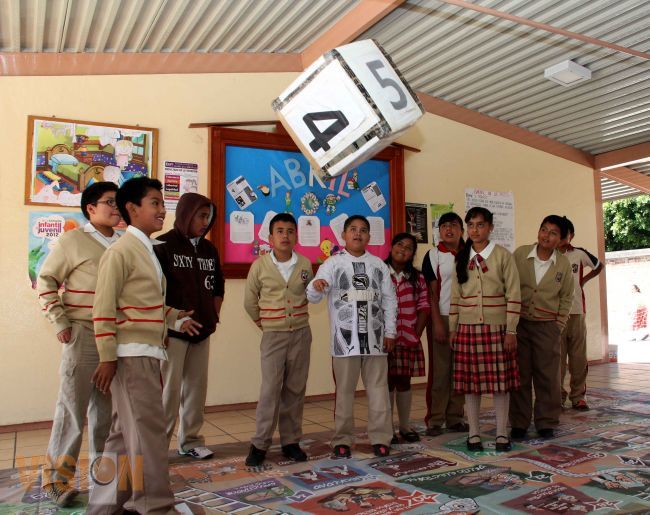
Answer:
[{"xmin": 155, "ymin": 192, "xmax": 225, "ymax": 459}]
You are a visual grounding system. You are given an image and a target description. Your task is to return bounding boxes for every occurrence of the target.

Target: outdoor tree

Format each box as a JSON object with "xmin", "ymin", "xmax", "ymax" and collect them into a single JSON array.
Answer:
[{"xmin": 603, "ymin": 195, "xmax": 650, "ymax": 251}]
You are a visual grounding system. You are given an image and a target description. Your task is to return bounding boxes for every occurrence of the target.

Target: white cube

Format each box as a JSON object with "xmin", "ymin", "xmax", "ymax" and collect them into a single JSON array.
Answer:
[{"xmin": 272, "ymin": 39, "xmax": 423, "ymax": 179}]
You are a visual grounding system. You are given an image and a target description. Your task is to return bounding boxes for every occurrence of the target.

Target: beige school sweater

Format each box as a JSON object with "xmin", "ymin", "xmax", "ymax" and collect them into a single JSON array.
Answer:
[
  {"xmin": 93, "ymin": 231, "xmax": 179, "ymax": 362},
  {"xmin": 449, "ymin": 243, "xmax": 521, "ymax": 333},
  {"xmin": 37, "ymin": 228, "xmax": 108, "ymax": 333},
  {"xmin": 244, "ymin": 253, "xmax": 313, "ymax": 332},
  {"xmin": 513, "ymin": 244, "xmax": 574, "ymax": 326}
]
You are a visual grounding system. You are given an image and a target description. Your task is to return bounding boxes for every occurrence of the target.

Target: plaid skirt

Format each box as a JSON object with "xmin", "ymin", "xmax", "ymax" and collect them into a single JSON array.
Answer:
[
  {"xmin": 452, "ymin": 324, "xmax": 519, "ymax": 394},
  {"xmin": 388, "ymin": 340, "xmax": 426, "ymax": 378}
]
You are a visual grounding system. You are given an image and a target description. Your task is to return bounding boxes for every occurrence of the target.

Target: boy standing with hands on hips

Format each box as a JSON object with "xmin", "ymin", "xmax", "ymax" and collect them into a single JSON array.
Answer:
[{"xmin": 307, "ymin": 215, "xmax": 397, "ymax": 459}]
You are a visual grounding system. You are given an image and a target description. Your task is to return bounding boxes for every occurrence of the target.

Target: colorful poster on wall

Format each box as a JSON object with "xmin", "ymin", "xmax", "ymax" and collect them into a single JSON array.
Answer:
[
  {"xmin": 26, "ymin": 116, "xmax": 157, "ymax": 207},
  {"xmin": 223, "ymin": 146, "xmax": 391, "ymax": 264},
  {"xmin": 430, "ymin": 202, "xmax": 455, "ymax": 245},
  {"xmin": 28, "ymin": 211, "xmax": 88, "ymax": 288},
  {"xmin": 465, "ymin": 188, "xmax": 515, "ymax": 251},
  {"xmin": 405, "ymin": 203, "xmax": 428, "ymax": 243},
  {"xmin": 163, "ymin": 161, "xmax": 199, "ymax": 211}
]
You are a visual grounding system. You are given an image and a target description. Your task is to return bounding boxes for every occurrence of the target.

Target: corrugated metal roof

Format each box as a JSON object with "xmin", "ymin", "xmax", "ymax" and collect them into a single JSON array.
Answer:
[{"xmin": 601, "ymin": 176, "xmax": 643, "ymax": 201}]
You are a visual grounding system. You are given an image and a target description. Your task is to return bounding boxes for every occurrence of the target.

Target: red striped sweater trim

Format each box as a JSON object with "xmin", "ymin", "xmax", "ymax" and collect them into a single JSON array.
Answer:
[
  {"xmin": 292, "ymin": 312, "xmax": 309, "ymax": 317},
  {"xmin": 39, "ymin": 290, "xmax": 58, "ymax": 297},
  {"xmin": 118, "ymin": 304, "xmax": 164, "ymax": 311},
  {"xmin": 260, "ymin": 315, "xmax": 286, "ymax": 320},
  {"xmin": 64, "ymin": 303, "xmax": 93, "ymax": 309},
  {"xmin": 535, "ymin": 306, "xmax": 560, "ymax": 315},
  {"xmin": 460, "ymin": 295, "xmax": 478, "ymax": 299},
  {"xmin": 293, "ymin": 302, "xmax": 308, "ymax": 309},
  {"xmin": 483, "ymin": 295, "xmax": 505, "ymax": 298},
  {"xmin": 116, "ymin": 318, "xmax": 164, "ymax": 324},
  {"xmin": 93, "ymin": 317, "xmax": 117, "ymax": 321},
  {"xmin": 65, "ymin": 289, "xmax": 95, "ymax": 294},
  {"xmin": 507, "ymin": 300, "xmax": 522, "ymax": 304},
  {"xmin": 260, "ymin": 307, "xmax": 285, "ymax": 312},
  {"xmin": 506, "ymin": 310, "xmax": 521, "ymax": 315},
  {"xmin": 483, "ymin": 303, "xmax": 507, "ymax": 307},
  {"xmin": 96, "ymin": 332, "xmax": 116, "ymax": 338},
  {"xmin": 165, "ymin": 307, "xmax": 172, "ymax": 317},
  {"xmin": 44, "ymin": 299, "xmax": 59, "ymax": 309}
]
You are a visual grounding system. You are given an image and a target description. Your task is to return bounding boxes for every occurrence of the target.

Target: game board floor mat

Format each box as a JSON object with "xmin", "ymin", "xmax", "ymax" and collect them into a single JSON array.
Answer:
[{"xmin": 2, "ymin": 387, "xmax": 650, "ymax": 514}]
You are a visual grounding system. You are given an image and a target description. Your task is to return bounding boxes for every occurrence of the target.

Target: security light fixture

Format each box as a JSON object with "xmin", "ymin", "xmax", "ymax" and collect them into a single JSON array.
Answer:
[{"xmin": 544, "ymin": 60, "xmax": 591, "ymax": 86}]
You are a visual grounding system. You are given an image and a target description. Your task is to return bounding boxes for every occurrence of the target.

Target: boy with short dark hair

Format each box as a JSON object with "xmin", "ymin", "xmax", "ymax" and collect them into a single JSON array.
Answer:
[
  {"xmin": 88, "ymin": 177, "xmax": 200, "ymax": 514},
  {"xmin": 558, "ymin": 217, "xmax": 603, "ymax": 411},
  {"xmin": 510, "ymin": 215, "xmax": 574, "ymax": 440},
  {"xmin": 307, "ymin": 215, "xmax": 397, "ymax": 459},
  {"xmin": 244, "ymin": 213, "xmax": 313, "ymax": 467},
  {"xmin": 37, "ymin": 181, "xmax": 120, "ymax": 507},
  {"xmin": 155, "ymin": 192, "xmax": 225, "ymax": 460}
]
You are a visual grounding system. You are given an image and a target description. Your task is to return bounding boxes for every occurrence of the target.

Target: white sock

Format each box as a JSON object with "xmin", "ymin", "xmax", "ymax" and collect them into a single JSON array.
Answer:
[
  {"xmin": 493, "ymin": 392, "xmax": 510, "ymax": 439},
  {"xmin": 465, "ymin": 394, "xmax": 481, "ymax": 439},
  {"xmin": 396, "ymin": 390, "xmax": 412, "ymax": 432}
]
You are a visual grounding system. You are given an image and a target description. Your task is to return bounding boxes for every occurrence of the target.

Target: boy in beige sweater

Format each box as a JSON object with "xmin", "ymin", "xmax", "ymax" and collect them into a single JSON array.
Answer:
[
  {"xmin": 244, "ymin": 213, "xmax": 313, "ymax": 467},
  {"xmin": 37, "ymin": 182, "xmax": 120, "ymax": 507},
  {"xmin": 88, "ymin": 177, "xmax": 199, "ymax": 514}
]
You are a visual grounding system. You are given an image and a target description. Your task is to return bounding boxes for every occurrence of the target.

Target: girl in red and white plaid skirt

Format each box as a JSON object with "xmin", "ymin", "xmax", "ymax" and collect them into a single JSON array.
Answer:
[
  {"xmin": 385, "ymin": 233, "xmax": 431, "ymax": 444},
  {"xmin": 450, "ymin": 207, "xmax": 521, "ymax": 453}
]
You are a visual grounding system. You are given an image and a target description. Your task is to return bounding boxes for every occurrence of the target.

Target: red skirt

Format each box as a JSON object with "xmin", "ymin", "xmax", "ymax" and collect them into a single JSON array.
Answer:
[
  {"xmin": 452, "ymin": 324, "xmax": 519, "ymax": 394},
  {"xmin": 388, "ymin": 340, "xmax": 426, "ymax": 378}
]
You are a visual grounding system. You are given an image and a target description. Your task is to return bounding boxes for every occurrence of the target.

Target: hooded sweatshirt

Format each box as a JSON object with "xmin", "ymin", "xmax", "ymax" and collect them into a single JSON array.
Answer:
[{"xmin": 155, "ymin": 193, "xmax": 225, "ymax": 343}]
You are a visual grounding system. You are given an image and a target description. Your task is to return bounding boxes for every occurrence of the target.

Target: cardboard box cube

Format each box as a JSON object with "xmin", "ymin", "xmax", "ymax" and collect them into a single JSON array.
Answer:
[{"xmin": 272, "ymin": 39, "xmax": 423, "ymax": 179}]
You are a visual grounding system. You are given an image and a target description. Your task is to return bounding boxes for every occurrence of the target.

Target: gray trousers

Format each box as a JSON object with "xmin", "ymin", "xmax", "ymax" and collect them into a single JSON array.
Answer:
[
  {"xmin": 251, "ymin": 327, "xmax": 312, "ymax": 451},
  {"xmin": 161, "ymin": 336, "xmax": 210, "ymax": 452},
  {"xmin": 510, "ymin": 319, "xmax": 563, "ymax": 431},
  {"xmin": 42, "ymin": 322, "xmax": 112, "ymax": 487},
  {"xmin": 332, "ymin": 355, "xmax": 393, "ymax": 448}
]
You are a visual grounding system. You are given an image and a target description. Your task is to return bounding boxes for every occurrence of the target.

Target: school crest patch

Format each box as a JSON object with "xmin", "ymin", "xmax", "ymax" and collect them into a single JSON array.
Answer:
[
  {"xmin": 555, "ymin": 272, "xmax": 563, "ymax": 282},
  {"xmin": 301, "ymin": 269, "xmax": 310, "ymax": 283}
]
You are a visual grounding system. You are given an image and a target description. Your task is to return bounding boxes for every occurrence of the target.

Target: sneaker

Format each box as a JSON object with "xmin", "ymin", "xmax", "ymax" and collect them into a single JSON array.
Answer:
[
  {"xmin": 372, "ymin": 444, "xmax": 390, "ymax": 457},
  {"xmin": 425, "ymin": 425, "xmax": 443, "ymax": 437},
  {"xmin": 572, "ymin": 400, "xmax": 590, "ymax": 411},
  {"xmin": 331, "ymin": 444, "xmax": 351, "ymax": 459},
  {"xmin": 179, "ymin": 446, "xmax": 213, "ymax": 460},
  {"xmin": 245, "ymin": 444, "xmax": 267, "ymax": 466},
  {"xmin": 281, "ymin": 443, "xmax": 308, "ymax": 462},
  {"xmin": 43, "ymin": 482, "xmax": 79, "ymax": 507}
]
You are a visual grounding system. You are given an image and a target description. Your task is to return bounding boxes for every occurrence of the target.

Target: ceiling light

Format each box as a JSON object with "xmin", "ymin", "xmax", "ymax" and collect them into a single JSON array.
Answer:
[{"xmin": 544, "ymin": 60, "xmax": 591, "ymax": 86}]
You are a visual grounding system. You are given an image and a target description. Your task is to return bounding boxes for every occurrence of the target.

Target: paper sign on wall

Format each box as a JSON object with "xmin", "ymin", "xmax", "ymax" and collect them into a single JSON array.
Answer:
[{"xmin": 465, "ymin": 188, "xmax": 515, "ymax": 251}]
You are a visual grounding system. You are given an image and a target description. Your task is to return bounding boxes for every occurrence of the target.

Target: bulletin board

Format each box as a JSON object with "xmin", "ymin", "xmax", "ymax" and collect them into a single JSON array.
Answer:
[{"xmin": 209, "ymin": 127, "xmax": 405, "ymax": 278}]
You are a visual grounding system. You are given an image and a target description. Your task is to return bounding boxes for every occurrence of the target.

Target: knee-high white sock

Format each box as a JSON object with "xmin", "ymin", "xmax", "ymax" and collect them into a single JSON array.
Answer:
[
  {"xmin": 465, "ymin": 394, "xmax": 481, "ymax": 437},
  {"xmin": 493, "ymin": 392, "xmax": 510, "ymax": 438},
  {"xmin": 396, "ymin": 390, "xmax": 412, "ymax": 431}
]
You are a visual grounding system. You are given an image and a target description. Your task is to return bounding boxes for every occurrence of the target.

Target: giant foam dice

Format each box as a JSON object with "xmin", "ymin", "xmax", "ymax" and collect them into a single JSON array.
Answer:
[{"xmin": 272, "ymin": 39, "xmax": 423, "ymax": 179}]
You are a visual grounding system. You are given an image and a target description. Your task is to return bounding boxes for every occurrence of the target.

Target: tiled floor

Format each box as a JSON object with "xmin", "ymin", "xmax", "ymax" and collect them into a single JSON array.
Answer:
[{"xmin": 1, "ymin": 362, "xmax": 649, "ymax": 471}]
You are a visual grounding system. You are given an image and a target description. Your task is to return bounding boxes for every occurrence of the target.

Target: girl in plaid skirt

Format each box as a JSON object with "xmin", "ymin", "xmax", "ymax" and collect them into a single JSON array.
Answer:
[
  {"xmin": 450, "ymin": 207, "xmax": 521, "ymax": 452},
  {"xmin": 385, "ymin": 233, "xmax": 431, "ymax": 443}
]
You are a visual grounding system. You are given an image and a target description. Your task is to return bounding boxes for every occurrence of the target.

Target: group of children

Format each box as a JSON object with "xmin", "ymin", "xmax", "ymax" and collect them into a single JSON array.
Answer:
[{"xmin": 37, "ymin": 176, "xmax": 601, "ymax": 512}]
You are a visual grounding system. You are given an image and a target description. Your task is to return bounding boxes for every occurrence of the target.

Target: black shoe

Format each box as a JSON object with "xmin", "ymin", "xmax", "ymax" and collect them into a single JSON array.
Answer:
[
  {"xmin": 282, "ymin": 443, "xmax": 307, "ymax": 462},
  {"xmin": 399, "ymin": 429, "xmax": 420, "ymax": 443},
  {"xmin": 425, "ymin": 425, "xmax": 443, "ymax": 436},
  {"xmin": 510, "ymin": 427, "xmax": 527, "ymax": 440},
  {"xmin": 245, "ymin": 444, "xmax": 266, "ymax": 466},
  {"xmin": 537, "ymin": 428, "xmax": 555, "ymax": 439},
  {"xmin": 495, "ymin": 436, "xmax": 512, "ymax": 452},
  {"xmin": 466, "ymin": 435, "xmax": 484, "ymax": 452},
  {"xmin": 572, "ymin": 400, "xmax": 590, "ymax": 411},
  {"xmin": 332, "ymin": 444, "xmax": 351, "ymax": 459},
  {"xmin": 447, "ymin": 421, "xmax": 469, "ymax": 432},
  {"xmin": 390, "ymin": 434, "xmax": 399, "ymax": 445},
  {"xmin": 372, "ymin": 444, "xmax": 390, "ymax": 457}
]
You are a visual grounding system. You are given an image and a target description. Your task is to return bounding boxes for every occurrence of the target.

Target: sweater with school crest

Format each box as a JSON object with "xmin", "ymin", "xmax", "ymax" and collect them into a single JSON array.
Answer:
[
  {"xmin": 306, "ymin": 250, "xmax": 397, "ymax": 357},
  {"xmin": 513, "ymin": 244, "xmax": 574, "ymax": 326},
  {"xmin": 244, "ymin": 252, "xmax": 313, "ymax": 332},
  {"xmin": 37, "ymin": 227, "xmax": 110, "ymax": 333},
  {"xmin": 93, "ymin": 231, "xmax": 180, "ymax": 362}
]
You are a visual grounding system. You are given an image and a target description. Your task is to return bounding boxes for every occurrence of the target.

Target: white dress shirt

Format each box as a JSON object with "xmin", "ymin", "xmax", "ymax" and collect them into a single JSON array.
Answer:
[
  {"xmin": 84, "ymin": 222, "xmax": 121, "ymax": 248},
  {"xmin": 270, "ymin": 250, "xmax": 298, "ymax": 282},
  {"xmin": 527, "ymin": 244, "xmax": 557, "ymax": 285}
]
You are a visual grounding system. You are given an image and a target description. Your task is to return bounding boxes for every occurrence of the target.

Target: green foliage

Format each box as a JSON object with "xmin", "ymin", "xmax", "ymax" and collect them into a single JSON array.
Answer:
[{"xmin": 603, "ymin": 195, "xmax": 650, "ymax": 251}]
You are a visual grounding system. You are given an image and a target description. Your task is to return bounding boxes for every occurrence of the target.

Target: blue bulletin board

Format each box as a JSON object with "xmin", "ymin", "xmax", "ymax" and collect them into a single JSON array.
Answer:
[{"xmin": 209, "ymin": 127, "xmax": 405, "ymax": 278}]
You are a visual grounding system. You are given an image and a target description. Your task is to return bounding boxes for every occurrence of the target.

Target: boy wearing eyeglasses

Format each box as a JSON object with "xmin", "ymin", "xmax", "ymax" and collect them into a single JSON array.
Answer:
[{"xmin": 37, "ymin": 182, "xmax": 122, "ymax": 507}]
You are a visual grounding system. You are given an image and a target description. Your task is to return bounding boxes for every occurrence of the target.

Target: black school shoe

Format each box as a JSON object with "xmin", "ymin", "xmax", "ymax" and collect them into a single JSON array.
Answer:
[
  {"xmin": 282, "ymin": 443, "xmax": 307, "ymax": 462},
  {"xmin": 495, "ymin": 436, "xmax": 512, "ymax": 452},
  {"xmin": 510, "ymin": 427, "xmax": 527, "ymax": 440},
  {"xmin": 537, "ymin": 428, "xmax": 555, "ymax": 439},
  {"xmin": 245, "ymin": 444, "xmax": 266, "ymax": 466},
  {"xmin": 466, "ymin": 435, "xmax": 484, "ymax": 452},
  {"xmin": 332, "ymin": 444, "xmax": 351, "ymax": 459},
  {"xmin": 372, "ymin": 444, "xmax": 390, "ymax": 457},
  {"xmin": 399, "ymin": 429, "xmax": 421, "ymax": 443}
]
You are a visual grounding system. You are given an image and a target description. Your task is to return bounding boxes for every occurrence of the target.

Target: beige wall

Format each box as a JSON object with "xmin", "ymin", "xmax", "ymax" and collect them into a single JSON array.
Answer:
[{"xmin": 0, "ymin": 73, "xmax": 602, "ymax": 426}]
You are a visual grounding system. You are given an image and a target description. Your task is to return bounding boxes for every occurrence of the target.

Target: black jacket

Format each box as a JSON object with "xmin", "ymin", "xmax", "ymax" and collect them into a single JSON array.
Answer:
[{"xmin": 155, "ymin": 193, "xmax": 225, "ymax": 343}]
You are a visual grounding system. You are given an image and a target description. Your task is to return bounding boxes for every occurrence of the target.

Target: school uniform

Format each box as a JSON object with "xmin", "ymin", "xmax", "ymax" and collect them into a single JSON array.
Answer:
[
  {"xmin": 244, "ymin": 251, "xmax": 313, "ymax": 451},
  {"xmin": 306, "ymin": 250, "xmax": 397, "ymax": 448},
  {"xmin": 560, "ymin": 245, "xmax": 600, "ymax": 405},
  {"xmin": 449, "ymin": 242, "xmax": 521, "ymax": 394},
  {"xmin": 422, "ymin": 243, "xmax": 466, "ymax": 429},
  {"xmin": 88, "ymin": 226, "xmax": 181, "ymax": 515},
  {"xmin": 510, "ymin": 244, "xmax": 574, "ymax": 432},
  {"xmin": 37, "ymin": 225, "xmax": 118, "ymax": 488}
]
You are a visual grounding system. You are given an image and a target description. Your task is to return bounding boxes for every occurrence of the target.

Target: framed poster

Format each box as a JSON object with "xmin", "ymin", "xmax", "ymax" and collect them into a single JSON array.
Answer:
[
  {"xmin": 25, "ymin": 115, "xmax": 158, "ymax": 207},
  {"xmin": 209, "ymin": 128, "xmax": 405, "ymax": 278}
]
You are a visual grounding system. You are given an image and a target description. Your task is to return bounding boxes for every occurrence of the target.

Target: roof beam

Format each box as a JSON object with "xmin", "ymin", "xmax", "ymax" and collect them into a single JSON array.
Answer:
[
  {"xmin": 416, "ymin": 92, "xmax": 595, "ymax": 168},
  {"xmin": 300, "ymin": 0, "xmax": 405, "ymax": 67},
  {"xmin": 600, "ymin": 167, "xmax": 650, "ymax": 194},
  {"xmin": 594, "ymin": 141, "xmax": 650, "ymax": 170}
]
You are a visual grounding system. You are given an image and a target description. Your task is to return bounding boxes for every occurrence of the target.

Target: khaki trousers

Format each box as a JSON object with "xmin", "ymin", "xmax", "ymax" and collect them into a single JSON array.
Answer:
[
  {"xmin": 561, "ymin": 314, "xmax": 588, "ymax": 404},
  {"xmin": 510, "ymin": 319, "xmax": 562, "ymax": 431},
  {"xmin": 332, "ymin": 355, "xmax": 393, "ymax": 448},
  {"xmin": 425, "ymin": 316, "xmax": 465, "ymax": 428},
  {"xmin": 251, "ymin": 327, "xmax": 312, "ymax": 451},
  {"xmin": 161, "ymin": 336, "xmax": 210, "ymax": 452},
  {"xmin": 87, "ymin": 357, "xmax": 176, "ymax": 515},
  {"xmin": 42, "ymin": 322, "xmax": 112, "ymax": 487}
]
